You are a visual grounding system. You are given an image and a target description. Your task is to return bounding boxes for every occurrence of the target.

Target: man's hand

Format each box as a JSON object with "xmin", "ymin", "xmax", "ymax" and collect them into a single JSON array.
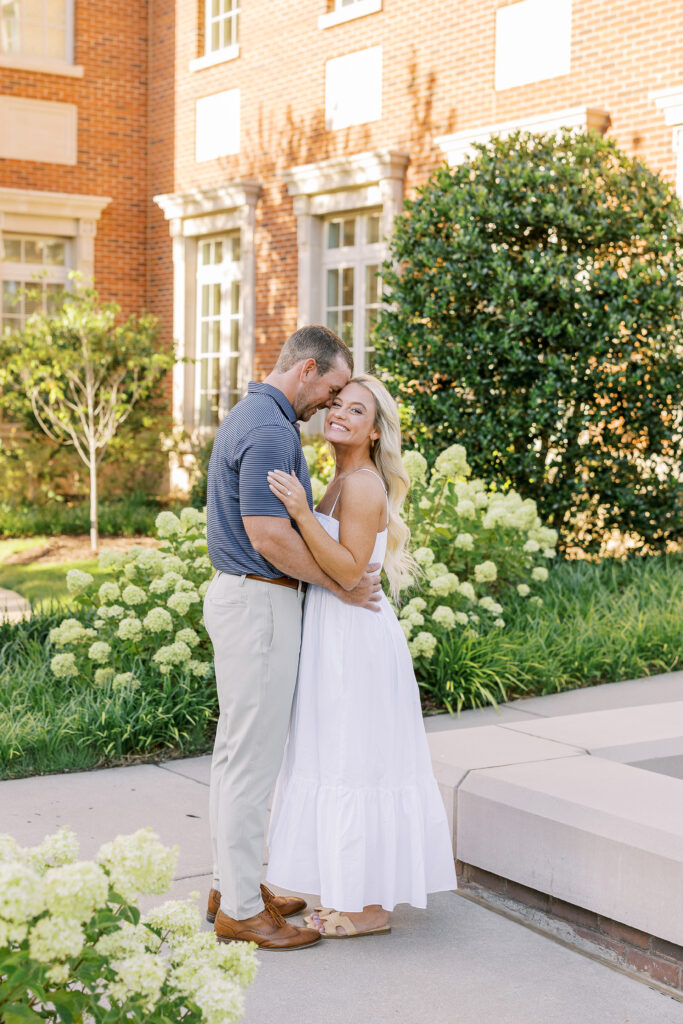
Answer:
[{"xmin": 338, "ymin": 562, "xmax": 383, "ymax": 611}]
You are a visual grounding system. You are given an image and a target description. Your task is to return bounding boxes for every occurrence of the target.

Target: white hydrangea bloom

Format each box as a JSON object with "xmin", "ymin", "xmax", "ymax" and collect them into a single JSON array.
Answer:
[
  {"xmin": 97, "ymin": 828, "xmax": 178, "ymax": 901},
  {"xmin": 0, "ymin": 862, "xmax": 44, "ymax": 922},
  {"xmin": 153, "ymin": 640, "xmax": 193, "ymax": 674},
  {"xmin": 523, "ymin": 539, "xmax": 540, "ymax": 553},
  {"xmin": 402, "ymin": 450, "xmax": 428, "ymax": 485},
  {"xmin": 143, "ymin": 607, "xmax": 174, "ymax": 633},
  {"xmin": 46, "ymin": 963, "xmax": 70, "ymax": 984},
  {"xmin": 170, "ymin": 963, "xmax": 245, "ymax": 1024},
  {"xmin": 187, "ymin": 659, "xmax": 212, "ymax": 679},
  {"xmin": 160, "ymin": 556, "xmax": 185, "ymax": 574},
  {"xmin": 456, "ymin": 499, "xmax": 476, "ymax": 519},
  {"xmin": 88, "ymin": 641, "xmax": 111, "ymax": 664},
  {"xmin": 49, "ymin": 618, "xmax": 95, "ymax": 649},
  {"xmin": 156, "ymin": 511, "xmax": 181, "ymax": 537},
  {"xmin": 113, "ymin": 673, "xmax": 140, "ymax": 692},
  {"xmin": 542, "ymin": 548, "xmax": 556, "ymax": 559},
  {"xmin": 454, "ymin": 611, "xmax": 469, "ymax": 626},
  {"xmin": 529, "ymin": 525, "xmax": 558, "ymax": 549},
  {"xmin": 408, "ymin": 631, "xmax": 438, "ymax": 661},
  {"xmin": 517, "ymin": 584, "xmax": 530, "ymax": 597},
  {"xmin": 66, "ymin": 569, "xmax": 94, "ymax": 595},
  {"xmin": 95, "ymin": 920, "xmax": 152, "ymax": 959},
  {"xmin": 175, "ymin": 627, "xmax": 200, "ymax": 648},
  {"xmin": 43, "ymin": 862, "xmax": 109, "ymax": 922},
  {"xmin": 0, "ymin": 835, "xmax": 21, "ymax": 864},
  {"xmin": 144, "ymin": 898, "xmax": 201, "ymax": 940},
  {"xmin": 478, "ymin": 596, "xmax": 497, "ymax": 611},
  {"xmin": 94, "ymin": 668, "xmax": 115, "ymax": 686},
  {"xmin": 193, "ymin": 555, "xmax": 213, "ymax": 572},
  {"xmin": 167, "ymin": 592, "xmax": 200, "ymax": 616},
  {"xmin": 407, "ymin": 597, "xmax": 427, "ymax": 612},
  {"xmin": 458, "ymin": 581, "xmax": 476, "ymax": 602},
  {"xmin": 122, "ymin": 585, "xmax": 146, "ymax": 607},
  {"xmin": 150, "ymin": 571, "xmax": 182, "ymax": 594},
  {"xmin": 108, "ymin": 952, "xmax": 167, "ymax": 1011},
  {"xmin": 51, "ymin": 652, "xmax": 78, "ymax": 679},
  {"xmin": 99, "ymin": 550, "xmax": 126, "ymax": 570},
  {"xmin": 117, "ymin": 617, "xmax": 143, "ymax": 641},
  {"xmin": 474, "ymin": 491, "xmax": 489, "ymax": 509},
  {"xmin": 425, "ymin": 561, "xmax": 449, "ymax": 580},
  {"xmin": 29, "ymin": 916, "xmax": 85, "ymax": 963},
  {"xmin": 27, "ymin": 826, "xmax": 79, "ymax": 872},
  {"xmin": 454, "ymin": 533, "xmax": 474, "ymax": 550},
  {"xmin": 135, "ymin": 549, "xmax": 164, "ymax": 573},
  {"xmin": 432, "ymin": 605, "xmax": 456, "ymax": 630},
  {"xmin": 434, "ymin": 443, "xmax": 469, "ymax": 479},
  {"xmin": 123, "ymin": 563, "xmax": 138, "ymax": 581},
  {"xmin": 429, "ymin": 573, "xmax": 459, "ymax": 597},
  {"xmin": 413, "ymin": 547, "xmax": 435, "ymax": 567},
  {"xmin": 493, "ymin": 618, "xmax": 506, "ymax": 629},
  {"xmin": 399, "ymin": 620, "xmax": 413, "ymax": 640},
  {"xmin": 529, "ymin": 595, "xmax": 543, "ymax": 606},
  {"xmin": 180, "ymin": 507, "xmax": 203, "ymax": 529},
  {"xmin": 94, "ymin": 619, "xmax": 106, "ymax": 629},
  {"xmin": 174, "ymin": 578, "xmax": 197, "ymax": 594},
  {"xmin": 406, "ymin": 611, "xmax": 424, "ymax": 627},
  {"xmin": 169, "ymin": 930, "xmax": 258, "ymax": 987},
  {"xmin": 418, "ymin": 497, "xmax": 431, "ymax": 510},
  {"xmin": 100, "ymin": 604, "xmax": 125, "ymax": 620},
  {"xmin": 473, "ymin": 560, "xmax": 497, "ymax": 583},
  {"xmin": 532, "ymin": 566, "xmax": 548, "ymax": 582},
  {"xmin": 98, "ymin": 582, "xmax": 121, "ymax": 603}
]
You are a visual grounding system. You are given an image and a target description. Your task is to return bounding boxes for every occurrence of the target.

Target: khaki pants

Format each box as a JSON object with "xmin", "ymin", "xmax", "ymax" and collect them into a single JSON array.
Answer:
[{"xmin": 203, "ymin": 571, "xmax": 304, "ymax": 920}]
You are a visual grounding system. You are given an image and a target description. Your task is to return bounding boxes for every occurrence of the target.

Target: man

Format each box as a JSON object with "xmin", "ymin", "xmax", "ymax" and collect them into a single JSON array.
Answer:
[{"xmin": 203, "ymin": 324, "xmax": 382, "ymax": 950}]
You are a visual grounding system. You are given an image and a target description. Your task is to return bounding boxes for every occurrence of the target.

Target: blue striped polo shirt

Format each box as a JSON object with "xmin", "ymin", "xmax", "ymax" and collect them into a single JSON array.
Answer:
[{"xmin": 206, "ymin": 381, "xmax": 313, "ymax": 577}]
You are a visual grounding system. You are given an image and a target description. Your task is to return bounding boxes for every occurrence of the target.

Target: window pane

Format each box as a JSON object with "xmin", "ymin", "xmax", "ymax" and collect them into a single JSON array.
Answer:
[
  {"xmin": 327, "ymin": 222, "xmax": 340, "ymax": 250},
  {"xmin": 211, "ymin": 357, "xmax": 220, "ymax": 391},
  {"xmin": 2, "ymin": 281, "xmax": 21, "ymax": 314},
  {"xmin": 365, "ymin": 308, "xmax": 378, "ymax": 341},
  {"xmin": 341, "ymin": 309, "xmax": 353, "ymax": 345},
  {"xmin": 230, "ymin": 280, "xmax": 240, "ymax": 313},
  {"xmin": 2, "ymin": 238, "xmax": 21, "ymax": 261},
  {"xmin": 231, "ymin": 235, "xmax": 241, "ymax": 262},
  {"xmin": 342, "ymin": 218, "xmax": 355, "ymax": 247},
  {"xmin": 211, "ymin": 321, "xmax": 221, "ymax": 353},
  {"xmin": 200, "ymin": 321, "xmax": 209, "ymax": 354},
  {"xmin": 1, "ymin": 1, "xmax": 20, "ymax": 53},
  {"xmin": 342, "ymin": 266, "xmax": 354, "ymax": 306},
  {"xmin": 326, "ymin": 269, "xmax": 338, "ymax": 308},
  {"xmin": 201, "ymin": 242, "xmax": 211, "ymax": 266},
  {"xmin": 24, "ymin": 240, "xmax": 42, "ymax": 264},
  {"xmin": 46, "ymin": 0, "xmax": 66, "ymax": 22},
  {"xmin": 214, "ymin": 240, "xmax": 223, "ymax": 264},
  {"xmin": 366, "ymin": 214, "xmax": 380, "ymax": 244},
  {"xmin": 23, "ymin": 0, "xmax": 43, "ymax": 19},
  {"xmin": 211, "ymin": 21, "xmax": 220, "ymax": 50},
  {"xmin": 231, "ymin": 11, "xmax": 238, "ymax": 45},
  {"xmin": 365, "ymin": 264, "xmax": 380, "ymax": 304},
  {"xmin": 212, "ymin": 283, "xmax": 221, "ymax": 312},
  {"xmin": 201, "ymin": 285, "xmax": 210, "ymax": 317},
  {"xmin": 210, "ymin": 394, "xmax": 220, "ymax": 426},
  {"xmin": 326, "ymin": 310, "xmax": 339, "ymax": 333},
  {"xmin": 45, "ymin": 26, "xmax": 65, "ymax": 58},
  {"xmin": 24, "ymin": 290, "xmax": 42, "ymax": 316},
  {"xmin": 22, "ymin": 21, "xmax": 44, "ymax": 56},
  {"xmin": 46, "ymin": 283, "xmax": 63, "ymax": 314},
  {"xmin": 44, "ymin": 240, "xmax": 66, "ymax": 266},
  {"xmin": 200, "ymin": 359, "xmax": 208, "ymax": 389},
  {"xmin": 199, "ymin": 394, "xmax": 211, "ymax": 427},
  {"xmin": 229, "ymin": 356, "xmax": 238, "ymax": 392},
  {"xmin": 229, "ymin": 318, "xmax": 239, "ymax": 353}
]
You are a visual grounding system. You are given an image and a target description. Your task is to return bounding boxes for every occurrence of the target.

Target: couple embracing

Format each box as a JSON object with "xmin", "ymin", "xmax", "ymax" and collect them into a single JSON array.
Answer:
[{"xmin": 202, "ymin": 325, "xmax": 456, "ymax": 950}]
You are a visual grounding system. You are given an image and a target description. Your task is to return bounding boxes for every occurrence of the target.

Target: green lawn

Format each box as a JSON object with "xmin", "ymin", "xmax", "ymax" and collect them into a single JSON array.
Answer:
[{"xmin": 0, "ymin": 557, "xmax": 110, "ymax": 608}]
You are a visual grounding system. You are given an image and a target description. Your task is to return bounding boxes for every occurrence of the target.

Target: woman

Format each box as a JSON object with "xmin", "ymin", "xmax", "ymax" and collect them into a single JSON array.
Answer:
[{"xmin": 266, "ymin": 374, "xmax": 457, "ymax": 938}]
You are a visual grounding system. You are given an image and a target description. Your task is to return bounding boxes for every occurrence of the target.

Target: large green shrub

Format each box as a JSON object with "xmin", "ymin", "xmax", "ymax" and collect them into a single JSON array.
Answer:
[{"xmin": 374, "ymin": 129, "xmax": 683, "ymax": 552}]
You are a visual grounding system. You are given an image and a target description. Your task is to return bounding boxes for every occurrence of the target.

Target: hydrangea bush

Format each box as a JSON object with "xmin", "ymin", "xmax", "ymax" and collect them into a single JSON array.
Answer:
[
  {"xmin": 49, "ymin": 508, "xmax": 214, "ymax": 690},
  {"xmin": 0, "ymin": 825, "xmax": 258, "ymax": 1024}
]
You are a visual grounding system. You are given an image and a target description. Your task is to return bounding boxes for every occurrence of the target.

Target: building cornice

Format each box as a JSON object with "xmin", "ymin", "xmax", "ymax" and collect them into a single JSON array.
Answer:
[
  {"xmin": 282, "ymin": 150, "xmax": 410, "ymax": 198},
  {"xmin": 0, "ymin": 187, "xmax": 111, "ymax": 220},
  {"xmin": 435, "ymin": 106, "xmax": 611, "ymax": 165},
  {"xmin": 153, "ymin": 182, "xmax": 261, "ymax": 222},
  {"xmin": 651, "ymin": 86, "xmax": 683, "ymax": 126}
]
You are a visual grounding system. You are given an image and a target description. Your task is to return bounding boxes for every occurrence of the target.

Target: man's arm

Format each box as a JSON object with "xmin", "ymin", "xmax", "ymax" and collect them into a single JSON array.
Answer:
[{"xmin": 244, "ymin": 516, "xmax": 381, "ymax": 609}]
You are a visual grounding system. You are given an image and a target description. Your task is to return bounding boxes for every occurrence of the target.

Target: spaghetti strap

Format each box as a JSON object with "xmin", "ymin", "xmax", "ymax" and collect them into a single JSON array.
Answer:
[{"xmin": 329, "ymin": 467, "xmax": 389, "ymax": 527}]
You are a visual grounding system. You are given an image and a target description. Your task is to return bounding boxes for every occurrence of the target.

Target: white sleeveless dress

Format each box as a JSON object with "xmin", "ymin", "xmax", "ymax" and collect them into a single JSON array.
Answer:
[{"xmin": 267, "ymin": 474, "xmax": 457, "ymax": 912}]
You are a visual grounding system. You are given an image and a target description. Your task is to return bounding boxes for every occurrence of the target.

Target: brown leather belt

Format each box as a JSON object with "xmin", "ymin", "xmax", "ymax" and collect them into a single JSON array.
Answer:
[{"xmin": 245, "ymin": 573, "xmax": 307, "ymax": 593}]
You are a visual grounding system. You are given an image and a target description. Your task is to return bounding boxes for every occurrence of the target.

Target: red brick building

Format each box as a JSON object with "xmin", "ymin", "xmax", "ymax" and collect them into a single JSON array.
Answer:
[{"xmin": 2, "ymin": 0, "xmax": 682, "ymax": 489}]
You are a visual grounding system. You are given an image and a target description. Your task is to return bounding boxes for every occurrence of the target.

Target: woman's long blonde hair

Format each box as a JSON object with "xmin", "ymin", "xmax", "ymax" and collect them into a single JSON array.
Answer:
[{"xmin": 349, "ymin": 374, "xmax": 417, "ymax": 601}]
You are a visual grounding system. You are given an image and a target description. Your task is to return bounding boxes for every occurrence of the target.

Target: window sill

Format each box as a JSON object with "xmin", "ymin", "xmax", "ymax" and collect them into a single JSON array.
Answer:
[
  {"xmin": 189, "ymin": 44, "xmax": 239, "ymax": 72},
  {"xmin": 0, "ymin": 54, "xmax": 84, "ymax": 77},
  {"xmin": 318, "ymin": 0, "xmax": 382, "ymax": 30}
]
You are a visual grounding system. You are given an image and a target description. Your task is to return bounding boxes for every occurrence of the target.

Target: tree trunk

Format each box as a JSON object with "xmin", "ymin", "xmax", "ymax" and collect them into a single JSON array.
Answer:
[{"xmin": 89, "ymin": 447, "xmax": 98, "ymax": 555}]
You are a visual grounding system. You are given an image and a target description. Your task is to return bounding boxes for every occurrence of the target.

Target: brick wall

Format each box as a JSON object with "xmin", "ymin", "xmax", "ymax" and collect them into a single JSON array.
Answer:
[
  {"xmin": 152, "ymin": 0, "xmax": 683, "ymax": 378},
  {"xmin": 0, "ymin": 0, "xmax": 149, "ymax": 315}
]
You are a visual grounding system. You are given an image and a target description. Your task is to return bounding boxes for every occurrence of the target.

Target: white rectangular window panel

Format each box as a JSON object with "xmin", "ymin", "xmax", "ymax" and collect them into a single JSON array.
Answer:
[
  {"xmin": 196, "ymin": 89, "xmax": 240, "ymax": 162},
  {"xmin": 0, "ymin": 0, "xmax": 69, "ymax": 60},
  {"xmin": 1, "ymin": 233, "xmax": 69, "ymax": 331},
  {"xmin": 195, "ymin": 234, "xmax": 242, "ymax": 428},
  {"xmin": 322, "ymin": 211, "xmax": 382, "ymax": 373},
  {"xmin": 0, "ymin": 95, "xmax": 77, "ymax": 164},
  {"xmin": 495, "ymin": 0, "xmax": 572, "ymax": 92},
  {"xmin": 325, "ymin": 45, "xmax": 382, "ymax": 131}
]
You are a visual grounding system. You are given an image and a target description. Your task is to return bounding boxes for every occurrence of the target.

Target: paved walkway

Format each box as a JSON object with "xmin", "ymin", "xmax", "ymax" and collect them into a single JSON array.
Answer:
[
  {"xmin": 2, "ymin": 675, "xmax": 683, "ymax": 1023},
  {"xmin": 0, "ymin": 586, "xmax": 30, "ymax": 623}
]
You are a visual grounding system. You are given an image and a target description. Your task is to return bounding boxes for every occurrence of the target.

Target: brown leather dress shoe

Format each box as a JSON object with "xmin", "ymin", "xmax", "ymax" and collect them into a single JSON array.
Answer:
[
  {"xmin": 214, "ymin": 902, "xmax": 320, "ymax": 951},
  {"xmin": 206, "ymin": 884, "xmax": 307, "ymax": 923}
]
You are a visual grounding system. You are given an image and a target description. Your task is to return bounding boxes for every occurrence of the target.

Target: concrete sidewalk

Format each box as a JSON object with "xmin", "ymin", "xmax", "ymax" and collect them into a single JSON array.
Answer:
[
  {"xmin": 0, "ymin": 587, "xmax": 30, "ymax": 623},
  {"xmin": 3, "ymin": 674, "xmax": 683, "ymax": 1023}
]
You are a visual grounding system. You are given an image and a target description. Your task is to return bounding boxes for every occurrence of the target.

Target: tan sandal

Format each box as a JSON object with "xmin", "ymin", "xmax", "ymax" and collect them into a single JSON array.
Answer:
[
  {"xmin": 317, "ymin": 910, "xmax": 391, "ymax": 939},
  {"xmin": 304, "ymin": 906, "xmax": 333, "ymax": 928}
]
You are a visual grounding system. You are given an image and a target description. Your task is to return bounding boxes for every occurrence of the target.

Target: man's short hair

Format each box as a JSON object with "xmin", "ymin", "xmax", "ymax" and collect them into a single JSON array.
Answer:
[{"xmin": 275, "ymin": 324, "xmax": 353, "ymax": 376}]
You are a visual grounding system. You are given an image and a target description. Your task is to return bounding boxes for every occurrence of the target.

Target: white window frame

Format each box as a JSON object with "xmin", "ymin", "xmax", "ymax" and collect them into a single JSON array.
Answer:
[
  {"xmin": 652, "ymin": 87, "xmax": 683, "ymax": 199},
  {"xmin": 318, "ymin": 0, "xmax": 382, "ymax": 30},
  {"xmin": 321, "ymin": 211, "xmax": 383, "ymax": 373},
  {"xmin": 1, "ymin": 233, "xmax": 70, "ymax": 332},
  {"xmin": 189, "ymin": 0, "xmax": 239, "ymax": 72},
  {"xmin": 0, "ymin": 0, "xmax": 83, "ymax": 77},
  {"xmin": 195, "ymin": 235, "xmax": 242, "ymax": 432},
  {"xmin": 283, "ymin": 150, "xmax": 409, "ymax": 434},
  {"xmin": 153, "ymin": 183, "xmax": 260, "ymax": 487}
]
